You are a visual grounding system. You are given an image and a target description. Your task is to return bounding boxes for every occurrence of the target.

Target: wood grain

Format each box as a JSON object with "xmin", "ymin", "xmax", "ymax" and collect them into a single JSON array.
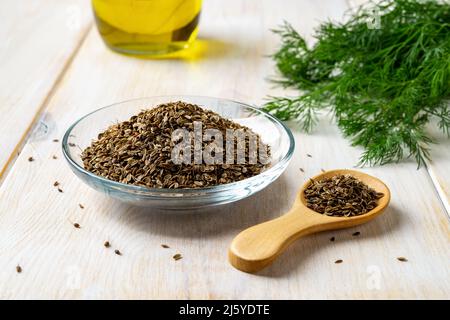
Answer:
[
  {"xmin": 0, "ymin": 0, "xmax": 449, "ymax": 299},
  {"xmin": 0, "ymin": 0, "xmax": 92, "ymax": 179},
  {"xmin": 428, "ymin": 124, "xmax": 450, "ymax": 215},
  {"xmin": 229, "ymin": 169, "xmax": 391, "ymax": 273}
]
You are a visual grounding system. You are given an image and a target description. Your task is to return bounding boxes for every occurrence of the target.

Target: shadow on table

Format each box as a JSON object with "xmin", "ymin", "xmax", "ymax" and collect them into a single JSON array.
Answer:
[
  {"xmin": 258, "ymin": 204, "xmax": 403, "ymax": 278},
  {"xmin": 113, "ymin": 173, "xmax": 293, "ymax": 239},
  {"xmin": 116, "ymin": 37, "xmax": 243, "ymax": 62},
  {"xmin": 109, "ymin": 174, "xmax": 402, "ymax": 278}
]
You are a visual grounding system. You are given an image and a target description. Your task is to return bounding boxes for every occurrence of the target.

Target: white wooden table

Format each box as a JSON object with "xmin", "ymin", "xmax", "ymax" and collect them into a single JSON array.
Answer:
[{"xmin": 0, "ymin": 0, "xmax": 449, "ymax": 299}]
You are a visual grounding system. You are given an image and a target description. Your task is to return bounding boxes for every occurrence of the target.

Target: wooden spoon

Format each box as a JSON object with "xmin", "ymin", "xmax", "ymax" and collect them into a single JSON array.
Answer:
[{"xmin": 228, "ymin": 169, "xmax": 390, "ymax": 273}]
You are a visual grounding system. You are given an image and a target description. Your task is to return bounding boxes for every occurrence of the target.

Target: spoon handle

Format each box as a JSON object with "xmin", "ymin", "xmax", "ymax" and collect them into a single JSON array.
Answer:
[{"xmin": 228, "ymin": 207, "xmax": 318, "ymax": 273}]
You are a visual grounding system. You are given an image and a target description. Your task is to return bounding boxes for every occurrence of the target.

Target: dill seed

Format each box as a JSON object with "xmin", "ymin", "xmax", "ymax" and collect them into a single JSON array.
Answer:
[
  {"xmin": 104, "ymin": 241, "xmax": 111, "ymax": 248},
  {"xmin": 330, "ymin": 237, "xmax": 335, "ymax": 242},
  {"xmin": 28, "ymin": 156, "xmax": 34, "ymax": 162},
  {"xmin": 161, "ymin": 244, "xmax": 170, "ymax": 249},
  {"xmin": 52, "ymin": 155, "xmax": 58, "ymax": 159},
  {"xmin": 352, "ymin": 231, "xmax": 361, "ymax": 236},
  {"xmin": 68, "ymin": 142, "xmax": 76, "ymax": 147},
  {"xmin": 306, "ymin": 154, "xmax": 312, "ymax": 158},
  {"xmin": 79, "ymin": 204, "xmax": 84, "ymax": 209},
  {"xmin": 321, "ymin": 168, "xmax": 326, "ymax": 173},
  {"xmin": 53, "ymin": 139, "xmax": 59, "ymax": 142},
  {"xmin": 397, "ymin": 257, "xmax": 408, "ymax": 262},
  {"xmin": 299, "ymin": 168, "xmax": 304, "ymax": 172},
  {"xmin": 73, "ymin": 223, "xmax": 80, "ymax": 229},
  {"xmin": 304, "ymin": 174, "xmax": 383, "ymax": 217},
  {"xmin": 114, "ymin": 249, "xmax": 122, "ymax": 256},
  {"xmin": 57, "ymin": 188, "xmax": 63, "ymax": 193},
  {"xmin": 334, "ymin": 259, "xmax": 343, "ymax": 264},
  {"xmin": 16, "ymin": 265, "xmax": 22, "ymax": 273},
  {"xmin": 53, "ymin": 181, "xmax": 60, "ymax": 187},
  {"xmin": 81, "ymin": 101, "xmax": 271, "ymax": 189},
  {"xmin": 173, "ymin": 254, "xmax": 182, "ymax": 261}
]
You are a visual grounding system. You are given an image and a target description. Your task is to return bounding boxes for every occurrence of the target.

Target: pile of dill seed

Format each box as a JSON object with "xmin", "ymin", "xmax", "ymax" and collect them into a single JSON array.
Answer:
[
  {"xmin": 81, "ymin": 101, "xmax": 270, "ymax": 189},
  {"xmin": 304, "ymin": 174, "xmax": 384, "ymax": 217}
]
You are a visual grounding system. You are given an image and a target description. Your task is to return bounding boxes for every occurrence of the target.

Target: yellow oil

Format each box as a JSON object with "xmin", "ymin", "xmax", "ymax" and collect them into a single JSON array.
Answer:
[{"xmin": 92, "ymin": 0, "xmax": 203, "ymax": 56}]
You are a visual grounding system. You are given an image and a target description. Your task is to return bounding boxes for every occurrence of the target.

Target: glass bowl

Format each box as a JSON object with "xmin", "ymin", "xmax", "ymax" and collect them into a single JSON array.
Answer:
[{"xmin": 62, "ymin": 96, "xmax": 295, "ymax": 210}]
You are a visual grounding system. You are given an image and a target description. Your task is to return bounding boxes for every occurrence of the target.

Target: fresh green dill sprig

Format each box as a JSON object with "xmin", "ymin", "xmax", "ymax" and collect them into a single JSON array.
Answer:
[{"xmin": 263, "ymin": 0, "xmax": 450, "ymax": 167}]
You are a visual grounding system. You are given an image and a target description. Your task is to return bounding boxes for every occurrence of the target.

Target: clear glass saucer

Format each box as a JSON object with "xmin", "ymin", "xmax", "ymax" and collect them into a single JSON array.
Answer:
[{"xmin": 62, "ymin": 96, "xmax": 295, "ymax": 210}]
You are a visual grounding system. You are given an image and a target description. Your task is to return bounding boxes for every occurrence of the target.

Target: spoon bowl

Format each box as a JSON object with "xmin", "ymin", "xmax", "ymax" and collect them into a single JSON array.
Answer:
[{"xmin": 228, "ymin": 169, "xmax": 390, "ymax": 273}]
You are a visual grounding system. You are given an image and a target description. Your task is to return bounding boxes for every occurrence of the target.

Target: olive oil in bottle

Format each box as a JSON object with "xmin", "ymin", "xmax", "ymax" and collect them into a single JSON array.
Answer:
[{"xmin": 92, "ymin": 0, "xmax": 202, "ymax": 56}]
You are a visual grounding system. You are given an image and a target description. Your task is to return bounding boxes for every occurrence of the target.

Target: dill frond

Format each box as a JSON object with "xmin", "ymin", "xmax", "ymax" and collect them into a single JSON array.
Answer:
[{"xmin": 264, "ymin": 0, "xmax": 450, "ymax": 167}]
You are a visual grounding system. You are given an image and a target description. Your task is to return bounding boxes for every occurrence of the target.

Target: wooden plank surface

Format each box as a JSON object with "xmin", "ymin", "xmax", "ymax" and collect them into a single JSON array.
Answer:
[
  {"xmin": 0, "ymin": 0, "xmax": 449, "ymax": 299},
  {"xmin": 428, "ymin": 124, "xmax": 450, "ymax": 215},
  {"xmin": 0, "ymin": 0, "xmax": 92, "ymax": 178}
]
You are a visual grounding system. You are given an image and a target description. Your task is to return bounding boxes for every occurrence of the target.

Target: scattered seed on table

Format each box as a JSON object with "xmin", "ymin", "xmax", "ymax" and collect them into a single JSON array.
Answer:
[
  {"xmin": 161, "ymin": 244, "xmax": 170, "ymax": 249},
  {"xmin": 321, "ymin": 168, "xmax": 326, "ymax": 173},
  {"xmin": 73, "ymin": 223, "xmax": 81, "ymax": 229},
  {"xmin": 68, "ymin": 143, "xmax": 76, "ymax": 147},
  {"xmin": 79, "ymin": 204, "xmax": 84, "ymax": 209},
  {"xmin": 397, "ymin": 257, "xmax": 408, "ymax": 262},
  {"xmin": 307, "ymin": 154, "xmax": 312, "ymax": 158},
  {"xmin": 352, "ymin": 231, "xmax": 361, "ymax": 237},
  {"xmin": 329, "ymin": 236, "xmax": 335, "ymax": 242},
  {"xmin": 114, "ymin": 249, "xmax": 122, "ymax": 256},
  {"xmin": 28, "ymin": 157, "xmax": 34, "ymax": 162},
  {"xmin": 299, "ymin": 168, "xmax": 304, "ymax": 173},
  {"xmin": 53, "ymin": 181, "xmax": 60, "ymax": 187},
  {"xmin": 52, "ymin": 155, "xmax": 58, "ymax": 160},
  {"xmin": 334, "ymin": 259, "xmax": 343, "ymax": 264},
  {"xmin": 57, "ymin": 188, "xmax": 63, "ymax": 193},
  {"xmin": 104, "ymin": 241, "xmax": 111, "ymax": 248},
  {"xmin": 53, "ymin": 139, "xmax": 59, "ymax": 143},
  {"xmin": 173, "ymin": 254, "xmax": 182, "ymax": 261},
  {"xmin": 16, "ymin": 265, "xmax": 22, "ymax": 273}
]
